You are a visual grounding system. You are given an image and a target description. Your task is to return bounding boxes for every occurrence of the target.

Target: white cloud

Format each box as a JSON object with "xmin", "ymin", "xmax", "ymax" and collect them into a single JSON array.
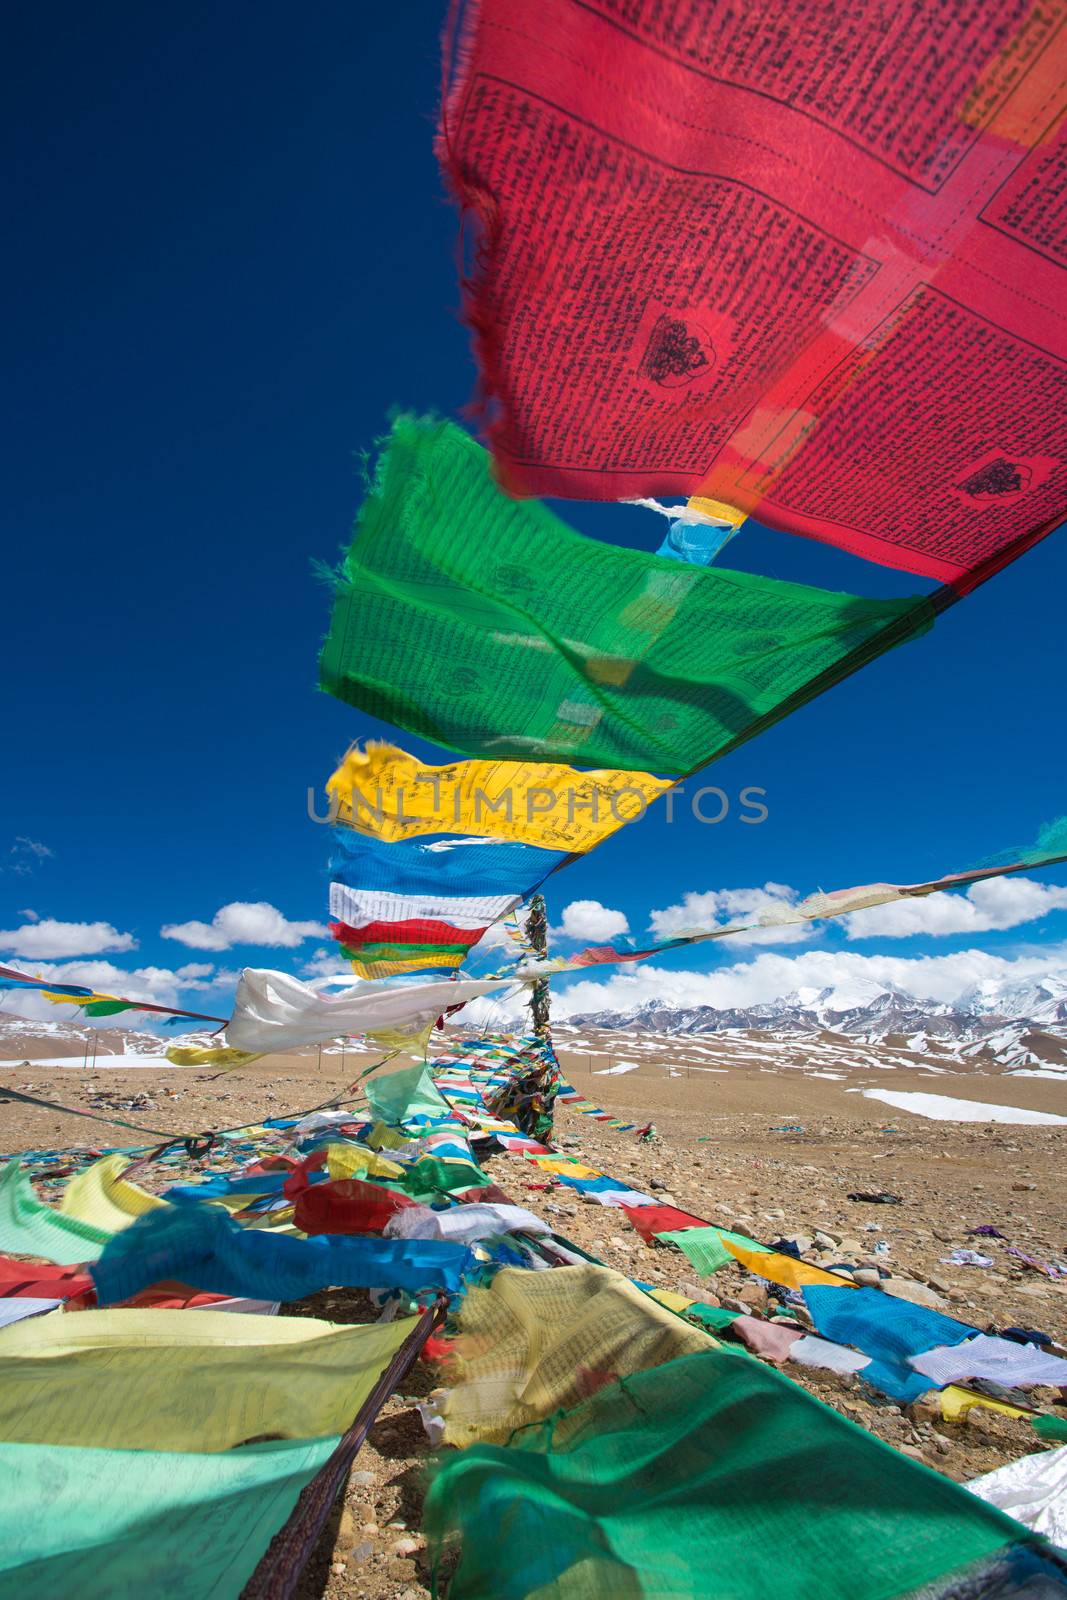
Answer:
[
  {"xmin": 161, "ymin": 901, "xmax": 328, "ymax": 951},
  {"xmin": 550, "ymin": 942, "xmax": 1067, "ymax": 1018},
  {"xmin": 17, "ymin": 909, "xmax": 39, "ymax": 922},
  {"xmin": 301, "ymin": 949, "xmax": 356, "ymax": 983},
  {"xmin": 648, "ymin": 883, "xmax": 815, "ymax": 946},
  {"xmin": 0, "ymin": 918, "xmax": 138, "ymax": 959},
  {"xmin": 843, "ymin": 876, "xmax": 1067, "ymax": 940},
  {"xmin": 3, "ymin": 837, "xmax": 54, "ymax": 876},
  {"xmin": 552, "ymin": 900, "xmax": 630, "ymax": 942}
]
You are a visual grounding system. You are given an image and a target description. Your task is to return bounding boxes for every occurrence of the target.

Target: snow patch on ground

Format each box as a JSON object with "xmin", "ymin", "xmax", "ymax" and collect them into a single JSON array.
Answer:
[{"xmin": 847, "ymin": 1088, "xmax": 1067, "ymax": 1125}]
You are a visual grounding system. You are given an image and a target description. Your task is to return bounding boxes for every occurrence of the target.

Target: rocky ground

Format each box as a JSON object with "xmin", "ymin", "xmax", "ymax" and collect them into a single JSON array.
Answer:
[{"xmin": 1, "ymin": 1041, "xmax": 1064, "ymax": 1598}]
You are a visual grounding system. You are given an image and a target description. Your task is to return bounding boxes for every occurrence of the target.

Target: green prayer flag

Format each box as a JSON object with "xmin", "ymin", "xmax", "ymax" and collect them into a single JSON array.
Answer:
[
  {"xmin": 0, "ymin": 1434, "xmax": 335, "ymax": 1597},
  {"xmin": 0, "ymin": 1162, "xmax": 112, "ymax": 1265},
  {"xmin": 320, "ymin": 417, "xmax": 934, "ymax": 775},
  {"xmin": 683, "ymin": 1303, "xmax": 741, "ymax": 1331},
  {"xmin": 82, "ymin": 1001, "xmax": 134, "ymax": 1017},
  {"xmin": 656, "ymin": 1224, "xmax": 771, "ymax": 1276},
  {"xmin": 425, "ymin": 1350, "xmax": 1027, "ymax": 1600},
  {"xmin": 1032, "ymin": 1413, "xmax": 1067, "ymax": 1443},
  {"xmin": 364, "ymin": 1059, "xmax": 454, "ymax": 1128}
]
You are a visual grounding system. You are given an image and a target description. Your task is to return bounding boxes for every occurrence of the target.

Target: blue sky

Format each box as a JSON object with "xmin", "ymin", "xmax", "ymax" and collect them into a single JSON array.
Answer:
[{"xmin": 3, "ymin": 2, "xmax": 1065, "ymax": 1027}]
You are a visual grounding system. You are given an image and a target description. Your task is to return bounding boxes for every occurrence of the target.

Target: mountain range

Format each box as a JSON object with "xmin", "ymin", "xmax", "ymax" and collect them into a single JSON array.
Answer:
[{"xmin": 566, "ymin": 975, "xmax": 1067, "ymax": 1071}]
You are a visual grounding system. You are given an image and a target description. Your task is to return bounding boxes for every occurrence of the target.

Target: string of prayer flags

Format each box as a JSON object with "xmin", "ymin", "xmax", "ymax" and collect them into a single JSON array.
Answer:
[
  {"xmin": 0, "ymin": 966, "xmax": 226, "ymax": 1022},
  {"xmin": 319, "ymin": 417, "xmax": 932, "ymax": 776},
  {"xmin": 0, "ymin": 966, "xmax": 93, "ymax": 997},
  {"xmin": 326, "ymin": 741, "xmax": 670, "ymax": 851},
  {"xmin": 438, "ymin": 0, "xmax": 1067, "ymax": 587},
  {"xmin": 513, "ymin": 812, "xmax": 1067, "ymax": 977}
]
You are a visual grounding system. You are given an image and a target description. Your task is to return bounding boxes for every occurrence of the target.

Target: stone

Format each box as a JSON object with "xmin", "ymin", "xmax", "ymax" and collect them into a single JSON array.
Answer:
[
  {"xmin": 392, "ymin": 1539, "xmax": 419, "ymax": 1557},
  {"xmin": 780, "ymin": 1233, "xmax": 814, "ymax": 1255},
  {"xmin": 650, "ymin": 1177, "xmax": 668, "ymax": 1190},
  {"xmin": 813, "ymin": 1231, "xmax": 839, "ymax": 1251},
  {"xmin": 1012, "ymin": 1182, "xmax": 1037, "ymax": 1191},
  {"xmin": 838, "ymin": 1238, "xmax": 863, "ymax": 1256},
  {"xmin": 881, "ymin": 1278, "xmax": 946, "ymax": 1310},
  {"xmin": 853, "ymin": 1269, "xmax": 882, "ymax": 1288},
  {"xmin": 349, "ymin": 1542, "xmax": 374, "ymax": 1566},
  {"xmin": 736, "ymin": 1283, "xmax": 767, "ymax": 1308}
]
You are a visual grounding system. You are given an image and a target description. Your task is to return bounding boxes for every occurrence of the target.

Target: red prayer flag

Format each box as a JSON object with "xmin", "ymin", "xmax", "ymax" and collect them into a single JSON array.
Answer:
[
  {"xmin": 292, "ymin": 1176, "xmax": 418, "ymax": 1237},
  {"xmin": 621, "ymin": 1204, "xmax": 707, "ymax": 1242},
  {"xmin": 440, "ymin": 0, "xmax": 1067, "ymax": 585}
]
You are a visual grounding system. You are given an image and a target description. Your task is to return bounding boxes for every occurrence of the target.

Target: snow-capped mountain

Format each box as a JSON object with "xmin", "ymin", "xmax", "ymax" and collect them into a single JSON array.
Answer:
[
  {"xmin": 566, "ymin": 977, "xmax": 1067, "ymax": 1072},
  {"xmin": 0, "ymin": 1010, "xmax": 171, "ymax": 1061}
]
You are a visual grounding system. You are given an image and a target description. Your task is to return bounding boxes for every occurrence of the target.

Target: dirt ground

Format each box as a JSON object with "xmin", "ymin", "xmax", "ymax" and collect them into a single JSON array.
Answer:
[{"xmin": 1, "ymin": 1037, "xmax": 1064, "ymax": 1599}]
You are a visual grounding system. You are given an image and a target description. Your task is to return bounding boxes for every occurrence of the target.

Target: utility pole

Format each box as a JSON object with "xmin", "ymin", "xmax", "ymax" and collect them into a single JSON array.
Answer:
[{"xmin": 527, "ymin": 894, "xmax": 550, "ymax": 1038}]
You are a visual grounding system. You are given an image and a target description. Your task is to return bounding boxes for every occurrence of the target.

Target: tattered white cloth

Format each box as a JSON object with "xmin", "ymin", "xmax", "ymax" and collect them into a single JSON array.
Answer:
[{"xmin": 225, "ymin": 968, "xmax": 511, "ymax": 1053}]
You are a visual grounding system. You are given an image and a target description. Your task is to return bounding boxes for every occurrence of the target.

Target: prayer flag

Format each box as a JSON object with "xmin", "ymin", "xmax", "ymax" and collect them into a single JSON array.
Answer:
[
  {"xmin": 439, "ymin": 0, "xmax": 1067, "ymax": 587},
  {"xmin": 0, "ymin": 1307, "xmax": 412, "ymax": 1453},
  {"xmin": 320, "ymin": 417, "xmax": 932, "ymax": 775},
  {"xmin": 327, "ymin": 741, "xmax": 671, "ymax": 849},
  {"xmin": 425, "ymin": 1349, "xmax": 1033, "ymax": 1599}
]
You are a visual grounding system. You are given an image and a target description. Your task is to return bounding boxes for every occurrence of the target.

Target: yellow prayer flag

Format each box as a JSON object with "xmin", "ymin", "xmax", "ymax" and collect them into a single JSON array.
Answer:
[
  {"xmin": 58, "ymin": 1155, "xmax": 164, "ymax": 1233},
  {"xmin": 441, "ymin": 1264, "xmax": 712, "ymax": 1446},
  {"xmin": 326, "ymin": 742, "xmax": 671, "ymax": 852},
  {"xmin": 724, "ymin": 1238, "xmax": 853, "ymax": 1291},
  {"xmin": 530, "ymin": 1157, "xmax": 603, "ymax": 1180},
  {"xmin": 648, "ymin": 1287, "xmax": 694, "ymax": 1314},
  {"xmin": 326, "ymin": 1144, "xmax": 405, "ymax": 1182},
  {"xmin": 0, "ymin": 1308, "xmax": 413, "ymax": 1452},
  {"xmin": 165, "ymin": 1045, "xmax": 263, "ymax": 1068},
  {"xmin": 939, "ymin": 1386, "xmax": 1031, "ymax": 1423}
]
